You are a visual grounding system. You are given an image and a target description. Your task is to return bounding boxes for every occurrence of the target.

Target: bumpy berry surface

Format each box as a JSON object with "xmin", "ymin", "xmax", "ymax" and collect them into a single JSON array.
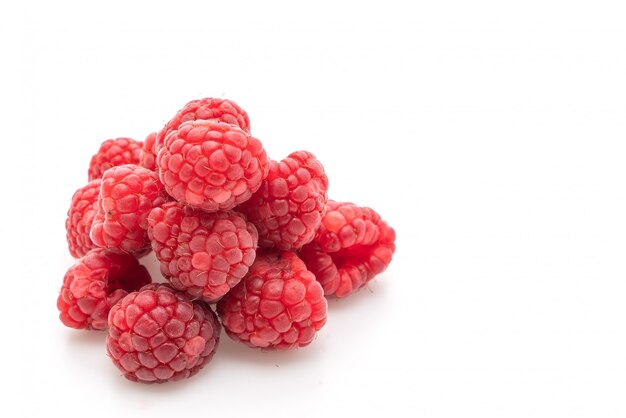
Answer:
[
  {"xmin": 66, "ymin": 179, "xmax": 101, "ymax": 258},
  {"xmin": 90, "ymin": 164, "xmax": 167, "ymax": 256},
  {"xmin": 57, "ymin": 248, "xmax": 151, "ymax": 330},
  {"xmin": 88, "ymin": 138, "xmax": 142, "ymax": 181},
  {"xmin": 147, "ymin": 202, "xmax": 258, "ymax": 302},
  {"xmin": 241, "ymin": 151, "xmax": 328, "ymax": 250},
  {"xmin": 300, "ymin": 201, "xmax": 395, "ymax": 297},
  {"xmin": 107, "ymin": 284, "xmax": 221, "ymax": 383},
  {"xmin": 157, "ymin": 119, "xmax": 268, "ymax": 212},
  {"xmin": 139, "ymin": 132, "xmax": 157, "ymax": 171},
  {"xmin": 217, "ymin": 251, "xmax": 327, "ymax": 349},
  {"xmin": 155, "ymin": 97, "xmax": 250, "ymax": 157}
]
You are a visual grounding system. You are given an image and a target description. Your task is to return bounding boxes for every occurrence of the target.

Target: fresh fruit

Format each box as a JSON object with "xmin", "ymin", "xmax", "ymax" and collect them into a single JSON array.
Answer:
[
  {"xmin": 66, "ymin": 179, "xmax": 101, "ymax": 258},
  {"xmin": 58, "ymin": 96, "xmax": 397, "ymax": 385},
  {"xmin": 155, "ymin": 97, "xmax": 250, "ymax": 157},
  {"xmin": 139, "ymin": 132, "xmax": 157, "ymax": 171},
  {"xmin": 106, "ymin": 283, "xmax": 221, "ymax": 383},
  {"xmin": 218, "ymin": 251, "xmax": 327, "ymax": 349},
  {"xmin": 88, "ymin": 138, "xmax": 142, "ymax": 181},
  {"xmin": 57, "ymin": 248, "xmax": 151, "ymax": 330},
  {"xmin": 300, "ymin": 201, "xmax": 395, "ymax": 297},
  {"xmin": 157, "ymin": 119, "xmax": 268, "ymax": 212},
  {"xmin": 147, "ymin": 201, "xmax": 258, "ymax": 302},
  {"xmin": 241, "ymin": 151, "xmax": 328, "ymax": 250},
  {"xmin": 90, "ymin": 164, "xmax": 167, "ymax": 256}
]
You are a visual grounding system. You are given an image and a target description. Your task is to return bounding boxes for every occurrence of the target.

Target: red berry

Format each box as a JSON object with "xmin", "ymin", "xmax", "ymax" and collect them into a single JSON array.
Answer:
[
  {"xmin": 57, "ymin": 248, "xmax": 152, "ymax": 330},
  {"xmin": 300, "ymin": 201, "xmax": 395, "ymax": 297},
  {"xmin": 217, "ymin": 251, "xmax": 327, "ymax": 349},
  {"xmin": 155, "ymin": 97, "xmax": 250, "ymax": 157},
  {"xmin": 139, "ymin": 132, "xmax": 157, "ymax": 171},
  {"xmin": 90, "ymin": 164, "xmax": 167, "ymax": 256},
  {"xmin": 241, "ymin": 151, "xmax": 328, "ymax": 250},
  {"xmin": 106, "ymin": 284, "xmax": 221, "ymax": 383},
  {"xmin": 147, "ymin": 201, "xmax": 259, "ymax": 302},
  {"xmin": 88, "ymin": 138, "xmax": 142, "ymax": 181},
  {"xmin": 66, "ymin": 179, "xmax": 101, "ymax": 258},
  {"xmin": 157, "ymin": 119, "xmax": 268, "ymax": 212}
]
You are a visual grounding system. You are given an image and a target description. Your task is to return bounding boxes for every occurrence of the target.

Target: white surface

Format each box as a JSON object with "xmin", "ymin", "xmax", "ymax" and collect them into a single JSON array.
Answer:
[{"xmin": 2, "ymin": 1, "xmax": 626, "ymax": 417}]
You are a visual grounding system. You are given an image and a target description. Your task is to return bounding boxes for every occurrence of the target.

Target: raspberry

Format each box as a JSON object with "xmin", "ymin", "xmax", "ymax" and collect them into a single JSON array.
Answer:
[
  {"xmin": 57, "ymin": 248, "xmax": 152, "ymax": 330},
  {"xmin": 155, "ymin": 97, "xmax": 250, "ymax": 157},
  {"xmin": 139, "ymin": 132, "xmax": 157, "ymax": 171},
  {"xmin": 106, "ymin": 284, "xmax": 221, "ymax": 383},
  {"xmin": 147, "ymin": 201, "xmax": 258, "ymax": 302},
  {"xmin": 90, "ymin": 164, "xmax": 167, "ymax": 256},
  {"xmin": 241, "ymin": 151, "xmax": 328, "ymax": 250},
  {"xmin": 217, "ymin": 251, "xmax": 327, "ymax": 349},
  {"xmin": 157, "ymin": 119, "xmax": 268, "ymax": 212},
  {"xmin": 66, "ymin": 179, "xmax": 101, "ymax": 258},
  {"xmin": 88, "ymin": 138, "xmax": 142, "ymax": 181},
  {"xmin": 300, "ymin": 201, "xmax": 395, "ymax": 297}
]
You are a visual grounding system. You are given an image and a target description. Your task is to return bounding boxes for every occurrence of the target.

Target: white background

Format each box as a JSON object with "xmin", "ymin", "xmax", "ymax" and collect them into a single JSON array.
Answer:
[{"xmin": 2, "ymin": 1, "xmax": 626, "ymax": 417}]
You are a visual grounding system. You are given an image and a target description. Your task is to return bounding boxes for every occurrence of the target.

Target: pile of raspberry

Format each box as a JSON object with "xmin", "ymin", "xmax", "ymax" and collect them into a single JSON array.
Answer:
[{"xmin": 58, "ymin": 97, "xmax": 396, "ymax": 384}]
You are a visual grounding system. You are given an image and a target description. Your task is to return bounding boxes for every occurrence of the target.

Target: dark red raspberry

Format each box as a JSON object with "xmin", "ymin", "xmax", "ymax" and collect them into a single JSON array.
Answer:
[
  {"xmin": 57, "ymin": 248, "xmax": 151, "ymax": 330},
  {"xmin": 157, "ymin": 119, "xmax": 268, "ymax": 212},
  {"xmin": 66, "ymin": 179, "xmax": 101, "ymax": 258},
  {"xmin": 217, "ymin": 251, "xmax": 327, "ymax": 349},
  {"xmin": 147, "ymin": 201, "xmax": 258, "ymax": 302},
  {"xmin": 155, "ymin": 97, "xmax": 250, "ymax": 157},
  {"xmin": 107, "ymin": 284, "xmax": 221, "ymax": 383},
  {"xmin": 241, "ymin": 151, "xmax": 328, "ymax": 250},
  {"xmin": 88, "ymin": 138, "xmax": 143, "ymax": 181},
  {"xmin": 300, "ymin": 201, "xmax": 395, "ymax": 297},
  {"xmin": 139, "ymin": 132, "xmax": 157, "ymax": 171},
  {"xmin": 90, "ymin": 164, "xmax": 167, "ymax": 256}
]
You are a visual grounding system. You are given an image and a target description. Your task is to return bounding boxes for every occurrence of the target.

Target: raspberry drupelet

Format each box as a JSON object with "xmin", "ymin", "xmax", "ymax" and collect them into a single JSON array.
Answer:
[
  {"xmin": 299, "ymin": 201, "xmax": 395, "ymax": 298},
  {"xmin": 66, "ymin": 179, "xmax": 101, "ymax": 258},
  {"xmin": 147, "ymin": 201, "xmax": 258, "ymax": 302},
  {"xmin": 217, "ymin": 251, "xmax": 327, "ymax": 349},
  {"xmin": 90, "ymin": 164, "xmax": 168, "ymax": 256},
  {"xmin": 88, "ymin": 137, "xmax": 143, "ymax": 181},
  {"xmin": 240, "ymin": 151, "xmax": 328, "ymax": 251},
  {"xmin": 57, "ymin": 248, "xmax": 152, "ymax": 330},
  {"xmin": 157, "ymin": 119, "xmax": 268, "ymax": 212},
  {"xmin": 106, "ymin": 284, "xmax": 221, "ymax": 383}
]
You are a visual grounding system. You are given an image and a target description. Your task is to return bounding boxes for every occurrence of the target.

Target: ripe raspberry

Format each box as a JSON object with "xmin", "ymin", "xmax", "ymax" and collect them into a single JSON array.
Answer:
[
  {"xmin": 88, "ymin": 138, "xmax": 143, "ymax": 181},
  {"xmin": 66, "ymin": 179, "xmax": 101, "ymax": 258},
  {"xmin": 57, "ymin": 248, "xmax": 151, "ymax": 330},
  {"xmin": 300, "ymin": 201, "xmax": 395, "ymax": 298},
  {"xmin": 139, "ymin": 132, "xmax": 157, "ymax": 171},
  {"xmin": 217, "ymin": 251, "xmax": 327, "ymax": 349},
  {"xmin": 241, "ymin": 151, "xmax": 328, "ymax": 250},
  {"xmin": 107, "ymin": 284, "xmax": 221, "ymax": 383},
  {"xmin": 147, "ymin": 201, "xmax": 258, "ymax": 302},
  {"xmin": 90, "ymin": 164, "xmax": 167, "ymax": 256},
  {"xmin": 157, "ymin": 119, "xmax": 268, "ymax": 212},
  {"xmin": 155, "ymin": 97, "xmax": 250, "ymax": 157}
]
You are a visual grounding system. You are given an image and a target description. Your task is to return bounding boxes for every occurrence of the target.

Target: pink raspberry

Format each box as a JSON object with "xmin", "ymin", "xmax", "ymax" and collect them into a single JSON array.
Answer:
[
  {"xmin": 90, "ymin": 164, "xmax": 167, "ymax": 256},
  {"xmin": 88, "ymin": 138, "xmax": 142, "ymax": 181},
  {"xmin": 66, "ymin": 179, "xmax": 101, "ymax": 258},
  {"xmin": 155, "ymin": 97, "xmax": 250, "ymax": 157},
  {"xmin": 139, "ymin": 132, "xmax": 157, "ymax": 171},
  {"xmin": 157, "ymin": 119, "xmax": 268, "ymax": 212},
  {"xmin": 241, "ymin": 151, "xmax": 328, "ymax": 250},
  {"xmin": 217, "ymin": 251, "xmax": 327, "ymax": 349},
  {"xmin": 57, "ymin": 248, "xmax": 152, "ymax": 330},
  {"xmin": 107, "ymin": 284, "xmax": 221, "ymax": 383},
  {"xmin": 300, "ymin": 201, "xmax": 395, "ymax": 297},
  {"xmin": 147, "ymin": 201, "xmax": 258, "ymax": 302}
]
